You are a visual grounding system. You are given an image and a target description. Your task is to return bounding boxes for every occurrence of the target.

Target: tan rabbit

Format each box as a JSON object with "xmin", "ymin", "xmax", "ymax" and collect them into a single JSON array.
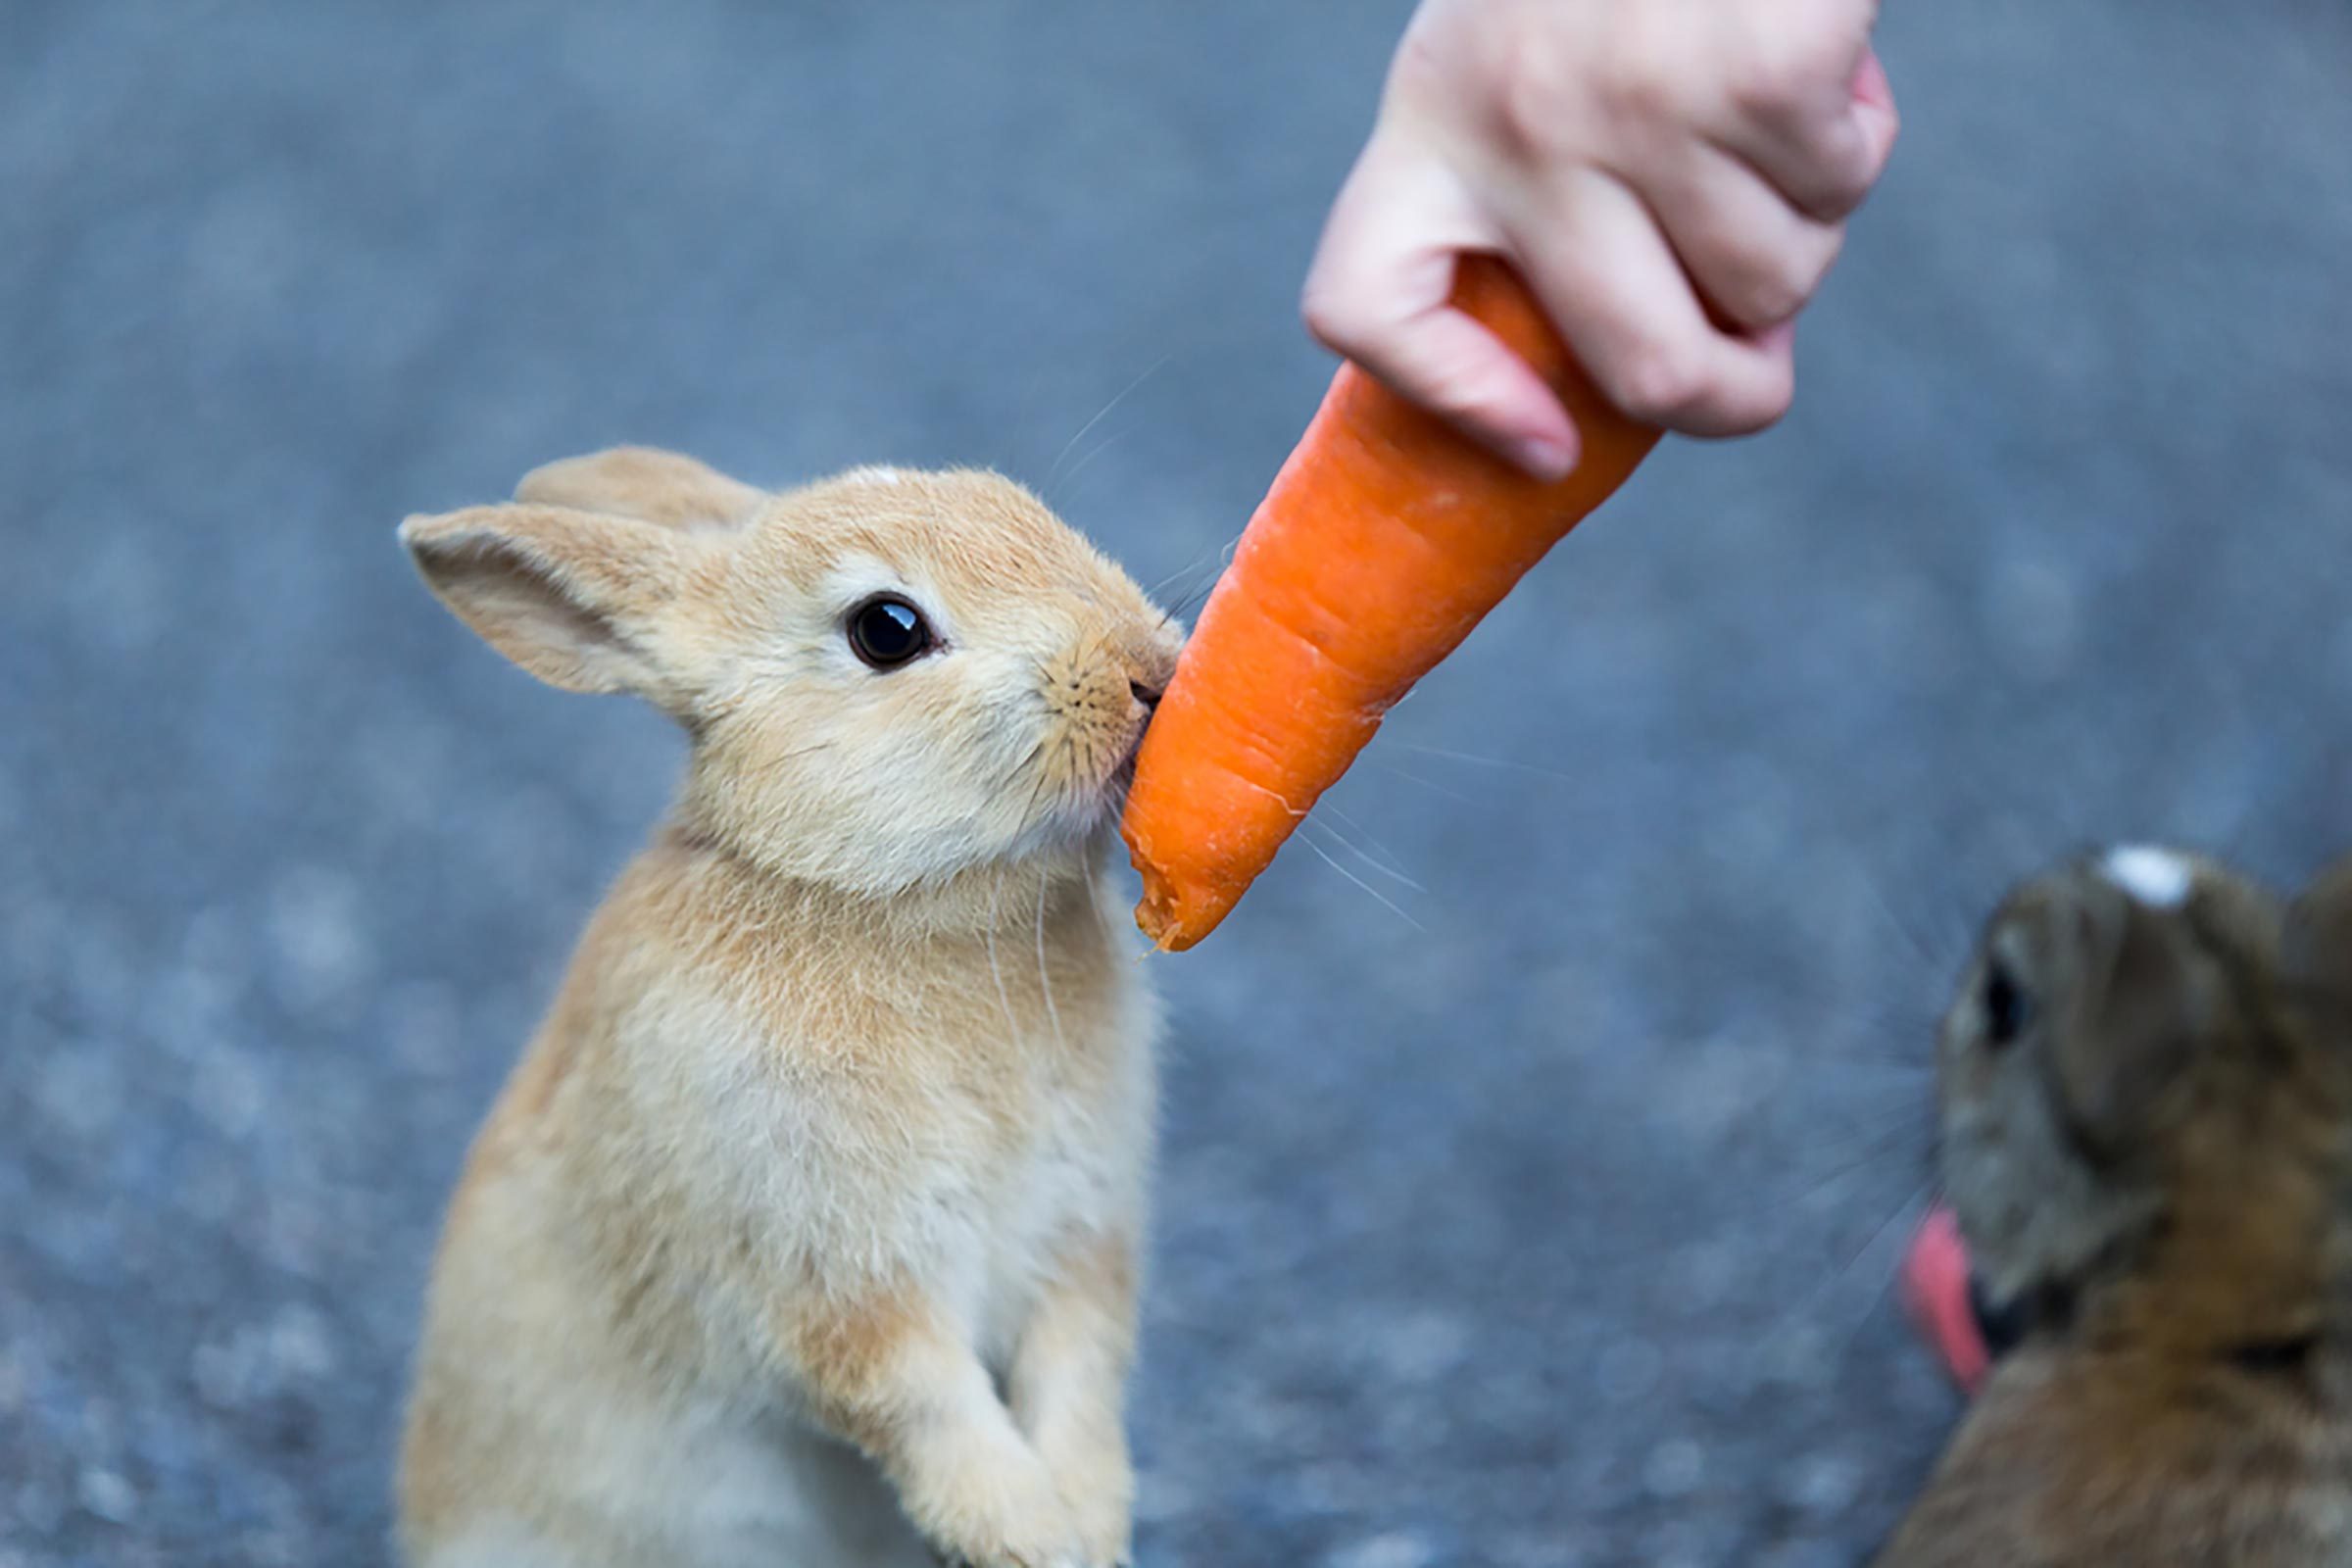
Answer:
[
  {"xmin": 1875, "ymin": 845, "xmax": 2352, "ymax": 1566},
  {"xmin": 392, "ymin": 448, "xmax": 1183, "ymax": 1568}
]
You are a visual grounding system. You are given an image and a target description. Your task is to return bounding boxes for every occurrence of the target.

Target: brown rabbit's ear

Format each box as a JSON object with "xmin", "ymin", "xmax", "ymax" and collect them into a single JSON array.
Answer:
[
  {"xmin": 399, "ymin": 504, "xmax": 695, "ymax": 700},
  {"xmin": 2286, "ymin": 856, "xmax": 2352, "ymax": 997},
  {"xmin": 2055, "ymin": 893, "xmax": 2209, "ymax": 1151},
  {"xmin": 514, "ymin": 447, "xmax": 765, "ymax": 532}
]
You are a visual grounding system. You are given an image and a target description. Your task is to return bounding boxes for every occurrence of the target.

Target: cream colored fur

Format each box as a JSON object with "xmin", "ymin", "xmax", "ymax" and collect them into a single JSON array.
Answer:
[{"xmin": 394, "ymin": 449, "xmax": 1182, "ymax": 1568}]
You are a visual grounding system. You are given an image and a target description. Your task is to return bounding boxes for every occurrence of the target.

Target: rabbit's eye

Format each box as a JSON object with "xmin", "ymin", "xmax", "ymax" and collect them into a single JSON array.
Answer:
[
  {"xmin": 1983, "ymin": 960, "xmax": 2030, "ymax": 1048},
  {"xmin": 848, "ymin": 596, "xmax": 935, "ymax": 670}
]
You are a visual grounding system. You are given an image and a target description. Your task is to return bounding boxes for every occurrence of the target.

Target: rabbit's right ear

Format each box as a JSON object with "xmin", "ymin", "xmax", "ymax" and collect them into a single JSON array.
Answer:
[
  {"xmin": 399, "ymin": 504, "xmax": 698, "ymax": 702},
  {"xmin": 514, "ymin": 447, "xmax": 765, "ymax": 532}
]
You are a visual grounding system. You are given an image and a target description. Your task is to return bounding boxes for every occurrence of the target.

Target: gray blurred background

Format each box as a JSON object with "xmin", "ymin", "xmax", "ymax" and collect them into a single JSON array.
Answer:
[{"xmin": 5, "ymin": 2, "xmax": 2350, "ymax": 1564}]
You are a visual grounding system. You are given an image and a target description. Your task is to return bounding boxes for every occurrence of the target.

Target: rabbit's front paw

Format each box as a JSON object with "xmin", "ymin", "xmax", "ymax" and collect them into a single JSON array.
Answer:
[
  {"xmin": 1046, "ymin": 1429, "xmax": 1134, "ymax": 1568},
  {"xmin": 908, "ymin": 1441, "xmax": 1090, "ymax": 1568}
]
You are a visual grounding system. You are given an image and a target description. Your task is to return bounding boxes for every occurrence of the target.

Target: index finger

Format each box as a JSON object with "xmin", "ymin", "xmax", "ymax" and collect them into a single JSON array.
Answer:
[{"xmin": 1302, "ymin": 138, "xmax": 1584, "ymax": 478}]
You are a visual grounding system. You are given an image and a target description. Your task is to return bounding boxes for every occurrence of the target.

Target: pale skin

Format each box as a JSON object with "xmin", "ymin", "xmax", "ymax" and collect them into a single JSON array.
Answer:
[{"xmin": 1305, "ymin": 0, "xmax": 1900, "ymax": 477}]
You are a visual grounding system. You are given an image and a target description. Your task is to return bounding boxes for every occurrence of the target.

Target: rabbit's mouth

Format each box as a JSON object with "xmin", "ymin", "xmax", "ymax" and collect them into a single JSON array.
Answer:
[
  {"xmin": 1085, "ymin": 735, "xmax": 1139, "ymax": 812},
  {"xmin": 1018, "ymin": 697, "xmax": 1155, "ymax": 852},
  {"xmin": 1102, "ymin": 714, "xmax": 1154, "ymax": 797},
  {"xmin": 1104, "ymin": 755, "xmax": 1140, "ymax": 811},
  {"xmin": 1020, "ymin": 740, "xmax": 1145, "ymax": 854}
]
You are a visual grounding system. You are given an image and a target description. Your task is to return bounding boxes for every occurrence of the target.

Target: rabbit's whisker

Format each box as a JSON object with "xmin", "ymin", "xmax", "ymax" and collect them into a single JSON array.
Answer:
[
  {"xmin": 1044, "ymin": 355, "xmax": 1171, "ymax": 496},
  {"xmin": 1390, "ymin": 740, "xmax": 1588, "ymax": 784},
  {"xmin": 1295, "ymin": 817, "xmax": 1423, "ymax": 932},
  {"xmin": 1036, "ymin": 873, "xmax": 1065, "ymax": 1055},
  {"xmin": 1366, "ymin": 759, "xmax": 1483, "ymax": 807},
  {"xmin": 1831, "ymin": 1176, "xmax": 1939, "ymax": 1368},
  {"xmin": 1302, "ymin": 805, "xmax": 1423, "ymax": 892},
  {"xmin": 985, "ymin": 872, "xmax": 1020, "ymax": 1048},
  {"xmin": 1143, "ymin": 539, "xmax": 1229, "ymax": 611}
]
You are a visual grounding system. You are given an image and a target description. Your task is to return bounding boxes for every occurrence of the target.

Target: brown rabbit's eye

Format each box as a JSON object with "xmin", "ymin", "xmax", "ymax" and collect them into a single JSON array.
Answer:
[
  {"xmin": 1983, "ymin": 961, "xmax": 2029, "ymax": 1048},
  {"xmin": 848, "ymin": 596, "xmax": 935, "ymax": 670}
]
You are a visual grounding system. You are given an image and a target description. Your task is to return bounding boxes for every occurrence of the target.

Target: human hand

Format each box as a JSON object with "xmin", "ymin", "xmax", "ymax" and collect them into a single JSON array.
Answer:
[{"xmin": 1302, "ymin": 0, "xmax": 1899, "ymax": 477}]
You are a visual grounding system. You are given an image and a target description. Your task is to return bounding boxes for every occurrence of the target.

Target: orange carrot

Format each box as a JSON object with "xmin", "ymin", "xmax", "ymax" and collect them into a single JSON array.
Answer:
[{"xmin": 1121, "ymin": 256, "xmax": 1663, "ymax": 951}]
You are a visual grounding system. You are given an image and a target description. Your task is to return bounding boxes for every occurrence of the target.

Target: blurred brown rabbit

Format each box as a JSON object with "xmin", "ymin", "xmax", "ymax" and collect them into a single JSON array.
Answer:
[
  {"xmin": 392, "ymin": 449, "xmax": 1182, "ymax": 1568},
  {"xmin": 1875, "ymin": 846, "xmax": 2352, "ymax": 1566}
]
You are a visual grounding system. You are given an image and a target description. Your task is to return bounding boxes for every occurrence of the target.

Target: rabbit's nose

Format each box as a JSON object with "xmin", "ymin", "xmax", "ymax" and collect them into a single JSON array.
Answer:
[{"xmin": 1130, "ymin": 680, "xmax": 1163, "ymax": 711}]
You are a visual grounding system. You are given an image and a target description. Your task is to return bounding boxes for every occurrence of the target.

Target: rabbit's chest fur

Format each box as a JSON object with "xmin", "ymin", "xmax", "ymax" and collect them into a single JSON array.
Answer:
[
  {"xmin": 656, "ymin": 951, "xmax": 1147, "ymax": 1367},
  {"xmin": 550, "ymin": 838, "xmax": 1155, "ymax": 1371},
  {"xmin": 403, "ymin": 841, "xmax": 1155, "ymax": 1566}
]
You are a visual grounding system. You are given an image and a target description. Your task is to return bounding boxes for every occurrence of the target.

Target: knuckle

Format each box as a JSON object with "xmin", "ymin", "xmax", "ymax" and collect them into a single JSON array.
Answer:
[
  {"xmin": 1720, "ymin": 233, "xmax": 1838, "ymax": 328},
  {"xmin": 1722, "ymin": 354, "xmax": 1796, "ymax": 435},
  {"xmin": 1611, "ymin": 343, "xmax": 1712, "ymax": 425},
  {"xmin": 1298, "ymin": 278, "xmax": 1369, "ymax": 354},
  {"xmin": 1591, "ymin": 43, "xmax": 1680, "ymax": 135},
  {"xmin": 1592, "ymin": 6, "xmax": 1685, "ymax": 122},
  {"xmin": 1797, "ymin": 230, "xmax": 1846, "ymax": 301},
  {"xmin": 1727, "ymin": 31, "xmax": 1822, "ymax": 124},
  {"xmin": 1784, "ymin": 137, "xmax": 1876, "ymax": 220},
  {"xmin": 1817, "ymin": 155, "xmax": 1878, "ymax": 218},
  {"xmin": 1747, "ymin": 270, "xmax": 1810, "ymax": 328},
  {"xmin": 1387, "ymin": 22, "xmax": 1448, "ymax": 97},
  {"xmin": 1493, "ymin": 34, "xmax": 1579, "ymax": 153},
  {"xmin": 1709, "ymin": 252, "xmax": 1804, "ymax": 330},
  {"xmin": 1727, "ymin": 279, "xmax": 1803, "ymax": 333},
  {"xmin": 1740, "ymin": 362, "xmax": 1797, "ymax": 432}
]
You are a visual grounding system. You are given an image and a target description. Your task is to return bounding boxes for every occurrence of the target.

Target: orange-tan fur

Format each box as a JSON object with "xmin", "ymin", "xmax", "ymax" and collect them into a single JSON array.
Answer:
[
  {"xmin": 1876, "ymin": 849, "xmax": 2352, "ymax": 1566},
  {"xmin": 393, "ymin": 450, "xmax": 1181, "ymax": 1568}
]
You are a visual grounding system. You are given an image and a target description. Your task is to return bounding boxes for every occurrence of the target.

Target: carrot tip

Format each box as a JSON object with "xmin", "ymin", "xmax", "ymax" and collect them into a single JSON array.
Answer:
[{"xmin": 1131, "ymin": 862, "xmax": 1201, "ymax": 952}]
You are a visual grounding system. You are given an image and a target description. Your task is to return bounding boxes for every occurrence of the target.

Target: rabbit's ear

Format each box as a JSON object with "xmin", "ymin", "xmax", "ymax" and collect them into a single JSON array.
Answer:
[
  {"xmin": 2053, "ymin": 891, "xmax": 2208, "ymax": 1151},
  {"xmin": 2288, "ymin": 856, "xmax": 2352, "ymax": 1000},
  {"xmin": 514, "ymin": 447, "xmax": 765, "ymax": 532},
  {"xmin": 399, "ymin": 504, "xmax": 696, "ymax": 700}
]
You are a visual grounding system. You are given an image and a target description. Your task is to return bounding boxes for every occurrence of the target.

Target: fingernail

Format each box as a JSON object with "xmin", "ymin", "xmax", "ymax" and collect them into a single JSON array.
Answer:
[
  {"xmin": 1851, "ymin": 46, "xmax": 1893, "ymax": 110},
  {"xmin": 1510, "ymin": 436, "xmax": 1575, "ymax": 480}
]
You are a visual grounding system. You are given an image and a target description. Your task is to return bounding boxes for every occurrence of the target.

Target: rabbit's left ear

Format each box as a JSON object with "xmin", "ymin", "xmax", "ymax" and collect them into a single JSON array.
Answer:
[
  {"xmin": 2288, "ymin": 856, "xmax": 2352, "ymax": 998},
  {"xmin": 2055, "ymin": 889, "xmax": 2212, "ymax": 1149},
  {"xmin": 398, "ymin": 503, "xmax": 698, "ymax": 704},
  {"xmin": 514, "ymin": 446, "xmax": 765, "ymax": 532}
]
